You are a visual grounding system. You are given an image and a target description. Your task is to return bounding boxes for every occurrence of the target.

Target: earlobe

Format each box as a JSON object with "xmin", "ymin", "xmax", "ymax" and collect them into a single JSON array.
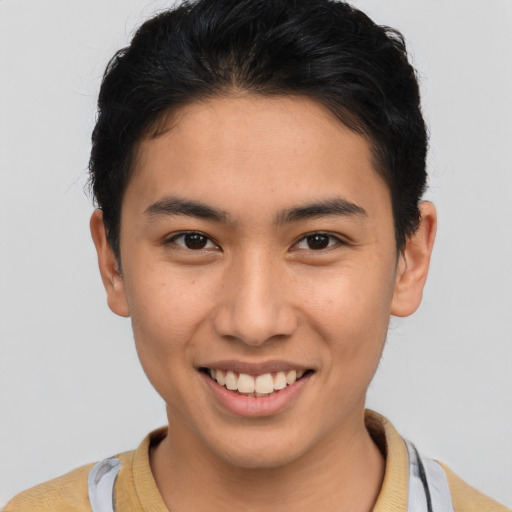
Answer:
[
  {"xmin": 90, "ymin": 210, "xmax": 130, "ymax": 318},
  {"xmin": 391, "ymin": 201, "xmax": 437, "ymax": 317}
]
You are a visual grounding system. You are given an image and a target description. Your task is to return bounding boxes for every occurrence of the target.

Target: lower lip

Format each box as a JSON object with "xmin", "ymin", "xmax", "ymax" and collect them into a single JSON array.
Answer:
[{"xmin": 200, "ymin": 371, "xmax": 312, "ymax": 417}]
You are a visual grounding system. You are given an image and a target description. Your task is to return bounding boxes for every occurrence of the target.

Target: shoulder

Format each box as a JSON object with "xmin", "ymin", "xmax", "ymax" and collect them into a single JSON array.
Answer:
[
  {"xmin": 3, "ymin": 450, "xmax": 135, "ymax": 512},
  {"xmin": 366, "ymin": 410, "xmax": 510, "ymax": 512},
  {"xmin": 3, "ymin": 462, "xmax": 95, "ymax": 512},
  {"xmin": 439, "ymin": 462, "xmax": 511, "ymax": 512}
]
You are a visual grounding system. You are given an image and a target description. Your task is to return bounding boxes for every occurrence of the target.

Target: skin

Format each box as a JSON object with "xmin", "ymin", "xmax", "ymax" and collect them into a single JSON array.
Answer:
[{"xmin": 91, "ymin": 95, "xmax": 436, "ymax": 512}]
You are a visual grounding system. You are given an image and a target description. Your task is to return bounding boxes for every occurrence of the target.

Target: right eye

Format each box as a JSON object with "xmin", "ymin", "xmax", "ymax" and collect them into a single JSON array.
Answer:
[{"xmin": 167, "ymin": 232, "xmax": 219, "ymax": 251}]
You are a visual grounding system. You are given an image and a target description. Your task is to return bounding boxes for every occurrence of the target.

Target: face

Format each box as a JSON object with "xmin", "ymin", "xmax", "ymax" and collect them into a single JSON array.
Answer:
[{"xmin": 92, "ymin": 95, "xmax": 433, "ymax": 469}]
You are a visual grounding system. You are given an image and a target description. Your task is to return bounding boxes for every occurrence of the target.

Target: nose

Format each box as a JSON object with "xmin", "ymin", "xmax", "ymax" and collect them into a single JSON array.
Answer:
[{"xmin": 212, "ymin": 252, "xmax": 299, "ymax": 346}]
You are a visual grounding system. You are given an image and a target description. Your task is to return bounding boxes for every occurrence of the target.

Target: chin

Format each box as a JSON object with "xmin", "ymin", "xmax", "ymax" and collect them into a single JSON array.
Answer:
[{"xmin": 204, "ymin": 429, "xmax": 313, "ymax": 470}]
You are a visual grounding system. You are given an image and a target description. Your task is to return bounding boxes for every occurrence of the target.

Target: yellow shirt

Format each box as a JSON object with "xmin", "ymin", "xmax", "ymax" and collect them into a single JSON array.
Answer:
[{"xmin": 5, "ymin": 411, "xmax": 510, "ymax": 511}]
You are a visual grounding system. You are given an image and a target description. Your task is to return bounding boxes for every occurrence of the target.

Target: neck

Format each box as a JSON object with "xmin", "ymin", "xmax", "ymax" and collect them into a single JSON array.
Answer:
[{"xmin": 150, "ymin": 408, "xmax": 385, "ymax": 512}]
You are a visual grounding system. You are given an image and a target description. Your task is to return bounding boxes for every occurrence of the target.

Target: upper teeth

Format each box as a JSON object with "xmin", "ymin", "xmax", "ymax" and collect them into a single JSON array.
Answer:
[{"xmin": 209, "ymin": 369, "xmax": 305, "ymax": 395}]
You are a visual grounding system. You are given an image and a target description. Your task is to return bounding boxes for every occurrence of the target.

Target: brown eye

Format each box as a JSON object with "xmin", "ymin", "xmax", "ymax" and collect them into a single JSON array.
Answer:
[
  {"xmin": 170, "ymin": 232, "xmax": 218, "ymax": 250},
  {"xmin": 184, "ymin": 233, "xmax": 208, "ymax": 249},
  {"xmin": 305, "ymin": 234, "xmax": 330, "ymax": 250},
  {"xmin": 294, "ymin": 233, "xmax": 343, "ymax": 251}
]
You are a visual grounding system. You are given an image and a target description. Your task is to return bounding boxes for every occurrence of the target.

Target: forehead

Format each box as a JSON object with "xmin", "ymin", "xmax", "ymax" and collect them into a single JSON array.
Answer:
[{"xmin": 126, "ymin": 95, "xmax": 390, "ymax": 220}]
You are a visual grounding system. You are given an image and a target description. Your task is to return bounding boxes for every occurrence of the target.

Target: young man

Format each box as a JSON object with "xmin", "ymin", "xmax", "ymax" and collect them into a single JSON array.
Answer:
[{"xmin": 5, "ymin": 0, "xmax": 510, "ymax": 511}]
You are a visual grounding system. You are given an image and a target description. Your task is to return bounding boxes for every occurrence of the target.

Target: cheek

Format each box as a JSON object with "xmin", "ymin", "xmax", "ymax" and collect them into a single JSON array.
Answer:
[
  {"xmin": 299, "ymin": 261, "xmax": 396, "ymax": 360},
  {"xmin": 125, "ymin": 264, "xmax": 217, "ymax": 360},
  {"xmin": 123, "ymin": 265, "xmax": 221, "ymax": 419}
]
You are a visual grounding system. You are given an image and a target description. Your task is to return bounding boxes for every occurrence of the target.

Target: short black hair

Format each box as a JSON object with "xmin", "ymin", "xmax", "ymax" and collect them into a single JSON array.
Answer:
[{"xmin": 89, "ymin": 0, "xmax": 427, "ymax": 260}]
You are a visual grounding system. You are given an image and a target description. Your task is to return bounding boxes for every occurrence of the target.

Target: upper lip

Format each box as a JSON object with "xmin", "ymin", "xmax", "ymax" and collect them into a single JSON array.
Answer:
[{"xmin": 198, "ymin": 360, "xmax": 312, "ymax": 375}]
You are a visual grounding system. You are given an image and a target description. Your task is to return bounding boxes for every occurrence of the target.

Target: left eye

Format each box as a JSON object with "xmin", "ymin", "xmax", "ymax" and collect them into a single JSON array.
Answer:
[
  {"xmin": 295, "ymin": 233, "xmax": 341, "ymax": 250},
  {"xmin": 170, "ymin": 232, "xmax": 218, "ymax": 250}
]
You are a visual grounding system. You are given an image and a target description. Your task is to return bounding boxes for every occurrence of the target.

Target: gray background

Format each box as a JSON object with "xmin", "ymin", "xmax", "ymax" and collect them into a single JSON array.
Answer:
[{"xmin": 1, "ymin": 0, "xmax": 511, "ymax": 507}]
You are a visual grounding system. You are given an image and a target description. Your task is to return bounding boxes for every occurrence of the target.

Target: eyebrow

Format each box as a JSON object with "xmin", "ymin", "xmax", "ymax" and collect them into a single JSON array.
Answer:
[
  {"xmin": 274, "ymin": 198, "xmax": 367, "ymax": 225},
  {"xmin": 144, "ymin": 195, "xmax": 366, "ymax": 225},
  {"xmin": 144, "ymin": 196, "xmax": 231, "ymax": 223}
]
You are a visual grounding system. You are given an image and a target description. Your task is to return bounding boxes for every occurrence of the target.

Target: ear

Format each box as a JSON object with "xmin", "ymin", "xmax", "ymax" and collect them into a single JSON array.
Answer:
[
  {"xmin": 391, "ymin": 201, "xmax": 437, "ymax": 317},
  {"xmin": 90, "ymin": 210, "xmax": 130, "ymax": 318}
]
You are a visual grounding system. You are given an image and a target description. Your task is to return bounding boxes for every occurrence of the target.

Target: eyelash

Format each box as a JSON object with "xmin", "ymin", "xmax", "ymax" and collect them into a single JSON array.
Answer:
[
  {"xmin": 165, "ymin": 231, "xmax": 346, "ymax": 252},
  {"xmin": 166, "ymin": 232, "xmax": 219, "ymax": 251},
  {"xmin": 293, "ymin": 232, "xmax": 346, "ymax": 251}
]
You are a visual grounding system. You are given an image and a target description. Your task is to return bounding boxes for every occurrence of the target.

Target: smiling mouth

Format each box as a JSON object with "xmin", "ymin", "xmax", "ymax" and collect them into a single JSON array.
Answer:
[{"xmin": 200, "ymin": 368, "xmax": 313, "ymax": 397}]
